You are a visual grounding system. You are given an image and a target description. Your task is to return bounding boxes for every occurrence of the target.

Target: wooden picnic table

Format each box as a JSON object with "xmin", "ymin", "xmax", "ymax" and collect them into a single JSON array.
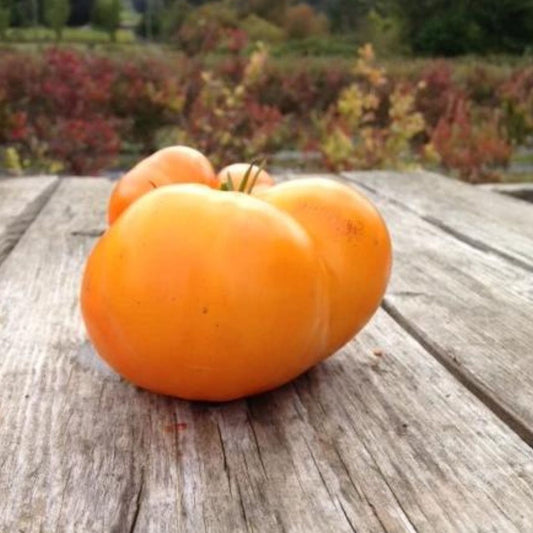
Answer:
[{"xmin": 1, "ymin": 171, "xmax": 533, "ymax": 532}]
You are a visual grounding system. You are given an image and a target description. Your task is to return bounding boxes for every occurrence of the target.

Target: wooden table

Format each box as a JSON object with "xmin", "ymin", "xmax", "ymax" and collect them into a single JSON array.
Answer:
[{"xmin": 1, "ymin": 171, "xmax": 533, "ymax": 532}]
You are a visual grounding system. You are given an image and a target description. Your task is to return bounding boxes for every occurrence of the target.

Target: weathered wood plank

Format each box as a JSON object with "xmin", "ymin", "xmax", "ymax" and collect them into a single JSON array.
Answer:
[
  {"xmin": 309, "ymin": 171, "xmax": 533, "ymax": 443},
  {"xmin": 1, "ymin": 178, "xmax": 533, "ymax": 532},
  {"xmin": 0, "ymin": 176, "xmax": 58, "ymax": 265},
  {"xmin": 343, "ymin": 170, "xmax": 533, "ymax": 272}
]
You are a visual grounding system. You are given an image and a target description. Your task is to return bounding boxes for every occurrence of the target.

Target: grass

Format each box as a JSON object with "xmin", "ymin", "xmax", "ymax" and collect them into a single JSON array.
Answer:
[
  {"xmin": 3, "ymin": 26, "xmax": 136, "ymax": 44},
  {"xmin": 271, "ymin": 35, "xmax": 361, "ymax": 58}
]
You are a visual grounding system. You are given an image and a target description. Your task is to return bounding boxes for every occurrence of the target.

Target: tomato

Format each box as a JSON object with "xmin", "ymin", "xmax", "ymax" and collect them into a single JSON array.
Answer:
[
  {"xmin": 257, "ymin": 178, "xmax": 391, "ymax": 357},
  {"xmin": 82, "ymin": 185, "xmax": 329, "ymax": 400},
  {"xmin": 217, "ymin": 163, "xmax": 274, "ymax": 193},
  {"xmin": 81, "ymin": 167, "xmax": 391, "ymax": 401},
  {"xmin": 108, "ymin": 146, "xmax": 218, "ymax": 224}
]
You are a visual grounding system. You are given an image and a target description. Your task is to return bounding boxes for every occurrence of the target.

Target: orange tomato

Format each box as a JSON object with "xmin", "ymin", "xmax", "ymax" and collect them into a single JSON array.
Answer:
[
  {"xmin": 217, "ymin": 163, "xmax": 274, "ymax": 193},
  {"xmin": 82, "ymin": 185, "xmax": 329, "ymax": 400},
  {"xmin": 81, "ymin": 175, "xmax": 392, "ymax": 401},
  {"xmin": 257, "ymin": 178, "xmax": 392, "ymax": 358},
  {"xmin": 108, "ymin": 146, "xmax": 218, "ymax": 224}
]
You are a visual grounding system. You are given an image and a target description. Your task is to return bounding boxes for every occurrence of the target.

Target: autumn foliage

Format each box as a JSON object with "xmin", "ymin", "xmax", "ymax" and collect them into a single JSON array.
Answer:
[{"xmin": 0, "ymin": 45, "xmax": 529, "ymax": 181}]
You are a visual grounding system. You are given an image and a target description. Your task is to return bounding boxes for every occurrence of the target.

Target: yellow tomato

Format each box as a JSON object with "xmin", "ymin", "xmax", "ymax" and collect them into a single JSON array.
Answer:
[
  {"xmin": 258, "ymin": 178, "xmax": 392, "ymax": 358},
  {"xmin": 82, "ymin": 185, "xmax": 329, "ymax": 401},
  {"xmin": 108, "ymin": 146, "xmax": 218, "ymax": 224},
  {"xmin": 82, "ymin": 167, "xmax": 391, "ymax": 401}
]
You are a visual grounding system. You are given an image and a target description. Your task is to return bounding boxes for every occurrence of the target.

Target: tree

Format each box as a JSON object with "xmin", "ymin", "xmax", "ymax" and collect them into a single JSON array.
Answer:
[
  {"xmin": 471, "ymin": 0, "xmax": 533, "ymax": 53},
  {"xmin": 9, "ymin": 0, "xmax": 35, "ymax": 26},
  {"xmin": 135, "ymin": 0, "xmax": 165, "ymax": 40},
  {"xmin": 44, "ymin": 0, "xmax": 70, "ymax": 40},
  {"xmin": 246, "ymin": 0, "xmax": 288, "ymax": 25},
  {"xmin": 92, "ymin": 0, "xmax": 121, "ymax": 41},
  {"xmin": 326, "ymin": 0, "xmax": 369, "ymax": 32},
  {"xmin": 0, "ymin": 3, "xmax": 10, "ymax": 40},
  {"xmin": 160, "ymin": 0, "xmax": 190, "ymax": 41},
  {"xmin": 284, "ymin": 3, "xmax": 328, "ymax": 39},
  {"xmin": 398, "ymin": 0, "xmax": 533, "ymax": 55},
  {"xmin": 68, "ymin": 0, "xmax": 95, "ymax": 26}
]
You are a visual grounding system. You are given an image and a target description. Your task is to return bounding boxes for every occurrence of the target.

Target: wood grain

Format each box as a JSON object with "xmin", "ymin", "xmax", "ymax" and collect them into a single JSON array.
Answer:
[
  {"xmin": 1, "ymin": 178, "xmax": 533, "ymax": 532},
  {"xmin": 321, "ymin": 171, "xmax": 533, "ymax": 443},
  {"xmin": 0, "ymin": 176, "xmax": 58, "ymax": 265},
  {"xmin": 343, "ymin": 170, "xmax": 533, "ymax": 272}
]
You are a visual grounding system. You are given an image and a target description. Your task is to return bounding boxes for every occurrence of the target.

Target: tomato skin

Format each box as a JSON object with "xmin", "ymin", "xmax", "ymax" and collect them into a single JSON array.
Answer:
[
  {"xmin": 82, "ymin": 185, "xmax": 329, "ymax": 401},
  {"xmin": 259, "ymin": 178, "xmax": 392, "ymax": 358},
  {"xmin": 82, "ymin": 176, "xmax": 392, "ymax": 401},
  {"xmin": 217, "ymin": 163, "xmax": 274, "ymax": 193},
  {"xmin": 108, "ymin": 146, "xmax": 218, "ymax": 225}
]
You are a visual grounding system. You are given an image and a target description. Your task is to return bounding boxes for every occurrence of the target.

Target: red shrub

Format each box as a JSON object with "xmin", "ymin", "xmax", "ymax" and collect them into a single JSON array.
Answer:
[
  {"xmin": 416, "ymin": 61, "xmax": 462, "ymax": 128},
  {"xmin": 498, "ymin": 67, "xmax": 533, "ymax": 145},
  {"xmin": 0, "ymin": 48, "xmax": 187, "ymax": 174},
  {"xmin": 186, "ymin": 77, "xmax": 284, "ymax": 166},
  {"xmin": 0, "ymin": 47, "xmax": 529, "ymax": 183},
  {"xmin": 252, "ymin": 63, "xmax": 352, "ymax": 117},
  {"xmin": 431, "ymin": 95, "xmax": 511, "ymax": 182},
  {"xmin": 46, "ymin": 117, "xmax": 121, "ymax": 175},
  {"xmin": 0, "ymin": 49, "xmax": 119, "ymax": 173},
  {"xmin": 109, "ymin": 56, "xmax": 186, "ymax": 152}
]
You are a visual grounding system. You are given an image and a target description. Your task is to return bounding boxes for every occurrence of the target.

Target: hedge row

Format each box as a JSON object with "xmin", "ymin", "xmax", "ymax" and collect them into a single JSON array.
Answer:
[{"xmin": 1, "ymin": 47, "xmax": 532, "ymax": 181}]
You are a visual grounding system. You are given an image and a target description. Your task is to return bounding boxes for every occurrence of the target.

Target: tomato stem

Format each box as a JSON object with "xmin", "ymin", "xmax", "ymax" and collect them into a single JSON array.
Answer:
[
  {"xmin": 227, "ymin": 172, "xmax": 235, "ymax": 191},
  {"xmin": 219, "ymin": 159, "xmax": 267, "ymax": 193},
  {"xmin": 247, "ymin": 159, "xmax": 266, "ymax": 192}
]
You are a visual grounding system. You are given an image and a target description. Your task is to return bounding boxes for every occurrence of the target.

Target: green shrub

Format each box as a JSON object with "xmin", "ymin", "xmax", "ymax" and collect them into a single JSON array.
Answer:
[
  {"xmin": 273, "ymin": 35, "xmax": 360, "ymax": 57},
  {"xmin": 246, "ymin": 0, "xmax": 288, "ymax": 26},
  {"xmin": 240, "ymin": 14, "xmax": 285, "ymax": 44},
  {"xmin": 177, "ymin": 1, "xmax": 239, "ymax": 54},
  {"xmin": 414, "ymin": 10, "xmax": 483, "ymax": 56},
  {"xmin": 359, "ymin": 9, "xmax": 409, "ymax": 57},
  {"xmin": 401, "ymin": 0, "xmax": 533, "ymax": 56}
]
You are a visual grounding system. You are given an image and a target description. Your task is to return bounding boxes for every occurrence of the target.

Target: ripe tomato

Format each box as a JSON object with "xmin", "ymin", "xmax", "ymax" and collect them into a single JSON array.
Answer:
[
  {"xmin": 82, "ymin": 185, "xmax": 329, "ymax": 400},
  {"xmin": 82, "ymin": 153, "xmax": 392, "ymax": 401},
  {"xmin": 108, "ymin": 146, "xmax": 218, "ymax": 224},
  {"xmin": 217, "ymin": 163, "xmax": 274, "ymax": 193},
  {"xmin": 257, "ymin": 178, "xmax": 391, "ymax": 357}
]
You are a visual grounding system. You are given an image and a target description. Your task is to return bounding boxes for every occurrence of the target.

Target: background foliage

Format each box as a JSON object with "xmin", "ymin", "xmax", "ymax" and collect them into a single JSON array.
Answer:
[
  {"xmin": 1, "ymin": 44, "xmax": 531, "ymax": 181},
  {"xmin": 0, "ymin": 0, "xmax": 532, "ymax": 55},
  {"xmin": 0, "ymin": 0, "xmax": 532, "ymax": 181}
]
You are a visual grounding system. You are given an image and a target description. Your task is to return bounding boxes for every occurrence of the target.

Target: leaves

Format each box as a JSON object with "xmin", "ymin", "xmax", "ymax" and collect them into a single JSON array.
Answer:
[
  {"xmin": 0, "ymin": 45, "xmax": 528, "ymax": 182},
  {"xmin": 316, "ymin": 44, "xmax": 429, "ymax": 171}
]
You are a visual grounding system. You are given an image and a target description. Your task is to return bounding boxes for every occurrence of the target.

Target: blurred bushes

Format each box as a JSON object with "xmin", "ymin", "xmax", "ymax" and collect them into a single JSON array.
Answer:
[
  {"xmin": 1, "ymin": 0, "xmax": 532, "ymax": 56},
  {"xmin": 0, "ymin": 48, "xmax": 183, "ymax": 173},
  {"xmin": 283, "ymin": 4, "xmax": 328, "ymax": 40},
  {"xmin": 401, "ymin": 0, "xmax": 533, "ymax": 56},
  {"xmin": 240, "ymin": 14, "xmax": 285, "ymax": 44},
  {"xmin": 0, "ymin": 45, "xmax": 532, "ymax": 181}
]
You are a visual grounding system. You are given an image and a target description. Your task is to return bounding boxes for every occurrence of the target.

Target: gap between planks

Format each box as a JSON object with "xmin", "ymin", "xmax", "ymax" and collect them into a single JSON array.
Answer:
[
  {"xmin": 342, "ymin": 170, "xmax": 533, "ymax": 274},
  {"xmin": 0, "ymin": 176, "xmax": 60, "ymax": 266},
  {"xmin": 2, "ymin": 177, "xmax": 533, "ymax": 531},
  {"xmin": 330, "ymin": 171, "xmax": 533, "ymax": 449}
]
